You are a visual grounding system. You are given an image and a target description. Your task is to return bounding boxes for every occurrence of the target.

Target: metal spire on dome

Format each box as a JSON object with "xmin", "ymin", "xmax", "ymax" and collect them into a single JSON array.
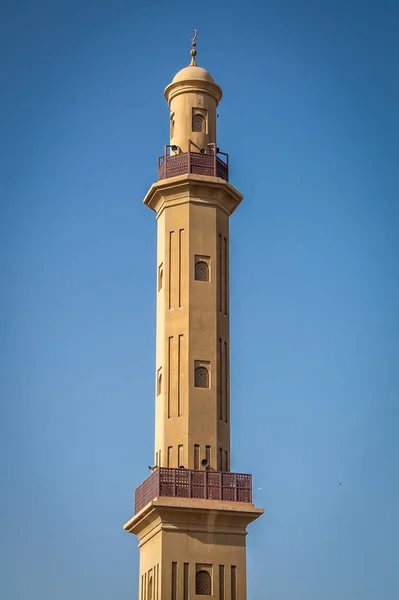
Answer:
[{"xmin": 190, "ymin": 29, "xmax": 198, "ymax": 66}]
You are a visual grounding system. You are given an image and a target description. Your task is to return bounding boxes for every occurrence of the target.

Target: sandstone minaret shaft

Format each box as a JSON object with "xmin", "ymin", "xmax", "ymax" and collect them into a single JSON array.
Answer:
[{"xmin": 124, "ymin": 33, "xmax": 263, "ymax": 600}]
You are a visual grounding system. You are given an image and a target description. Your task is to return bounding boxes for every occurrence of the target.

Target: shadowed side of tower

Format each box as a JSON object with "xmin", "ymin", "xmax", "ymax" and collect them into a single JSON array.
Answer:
[{"xmin": 124, "ymin": 33, "xmax": 263, "ymax": 599}]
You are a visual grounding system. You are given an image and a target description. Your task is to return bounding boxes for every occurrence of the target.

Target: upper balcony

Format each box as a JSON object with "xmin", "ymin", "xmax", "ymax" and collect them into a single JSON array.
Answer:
[
  {"xmin": 158, "ymin": 142, "xmax": 229, "ymax": 182},
  {"xmin": 134, "ymin": 467, "xmax": 252, "ymax": 514}
]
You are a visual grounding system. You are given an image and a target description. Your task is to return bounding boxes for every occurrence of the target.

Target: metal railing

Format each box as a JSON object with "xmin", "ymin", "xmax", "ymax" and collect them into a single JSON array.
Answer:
[
  {"xmin": 134, "ymin": 467, "xmax": 252, "ymax": 514},
  {"xmin": 158, "ymin": 142, "xmax": 229, "ymax": 182}
]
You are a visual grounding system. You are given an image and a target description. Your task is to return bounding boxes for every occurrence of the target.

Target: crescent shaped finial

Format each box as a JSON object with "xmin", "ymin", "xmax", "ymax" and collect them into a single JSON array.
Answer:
[{"xmin": 189, "ymin": 29, "xmax": 198, "ymax": 65}]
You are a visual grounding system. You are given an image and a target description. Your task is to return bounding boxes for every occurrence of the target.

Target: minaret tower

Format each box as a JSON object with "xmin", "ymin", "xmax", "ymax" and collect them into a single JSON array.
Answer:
[{"xmin": 124, "ymin": 32, "xmax": 263, "ymax": 599}]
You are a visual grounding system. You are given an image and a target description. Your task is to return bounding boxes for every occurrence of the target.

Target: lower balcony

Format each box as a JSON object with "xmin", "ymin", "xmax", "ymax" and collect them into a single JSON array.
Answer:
[{"xmin": 134, "ymin": 467, "xmax": 252, "ymax": 514}]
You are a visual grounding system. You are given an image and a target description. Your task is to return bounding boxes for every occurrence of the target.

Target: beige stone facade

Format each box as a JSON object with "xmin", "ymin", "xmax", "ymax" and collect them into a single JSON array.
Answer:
[
  {"xmin": 124, "ymin": 497, "xmax": 263, "ymax": 599},
  {"xmin": 124, "ymin": 44, "xmax": 262, "ymax": 599},
  {"xmin": 144, "ymin": 174, "xmax": 242, "ymax": 472}
]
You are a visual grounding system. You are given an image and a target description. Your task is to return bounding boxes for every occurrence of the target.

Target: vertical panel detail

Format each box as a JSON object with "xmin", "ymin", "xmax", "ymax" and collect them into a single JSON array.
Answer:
[
  {"xmin": 156, "ymin": 564, "xmax": 159, "ymax": 600},
  {"xmin": 221, "ymin": 340, "xmax": 225, "ymax": 422},
  {"xmin": 219, "ymin": 565, "xmax": 225, "ymax": 600},
  {"xmin": 194, "ymin": 444, "xmax": 200, "ymax": 470},
  {"xmin": 171, "ymin": 562, "xmax": 177, "ymax": 600},
  {"xmin": 157, "ymin": 367, "xmax": 162, "ymax": 396},
  {"xmin": 231, "ymin": 566, "xmax": 237, "ymax": 600},
  {"xmin": 225, "ymin": 450, "xmax": 229, "ymax": 471},
  {"xmin": 178, "ymin": 334, "xmax": 183, "ymax": 416},
  {"xmin": 141, "ymin": 575, "xmax": 144, "ymax": 600},
  {"xmin": 178, "ymin": 229, "xmax": 184, "ymax": 307},
  {"xmin": 218, "ymin": 233, "xmax": 222, "ymax": 312},
  {"xmin": 184, "ymin": 563, "xmax": 189, "ymax": 600},
  {"xmin": 168, "ymin": 231, "xmax": 174, "ymax": 309},
  {"xmin": 220, "ymin": 235, "xmax": 225, "ymax": 314},
  {"xmin": 218, "ymin": 448, "xmax": 223, "ymax": 471},
  {"xmin": 218, "ymin": 338, "xmax": 222, "ymax": 420},
  {"xmin": 206, "ymin": 445, "xmax": 211, "ymax": 467},
  {"xmin": 223, "ymin": 236, "xmax": 228, "ymax": 315},
  {"xmin": 178, "ymin": 444, "xmax": 183, "ymax": 467},
  {"xmin": 168, "ymin": 336, "xmax": 173, "ymax": 418},
  {"xmin": 158, "ymin": 263, "xmax": 163, "ymax": 291},
  {"xmin": 224, "ymin": 341, "xmax": 228, "ymax": 424},
  {"xmin": 167, "ymin": 446, "xmax": 172, "ymax": 467}
]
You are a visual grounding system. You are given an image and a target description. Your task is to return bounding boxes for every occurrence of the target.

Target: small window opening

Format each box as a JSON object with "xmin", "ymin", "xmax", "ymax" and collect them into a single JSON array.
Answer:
[
  {"xmin": 192, "ymin": 113, "xmax": 206, "ymax": 133},
  {"xmin": 170, "ymin": 111, "xmax": 175, "ymax": 138},
  {"xmin": 196, "ymin": 570, "xmax": 211, "ymax": 595},
  {"xmin": 195, "ymin": 260, "xmax": 209, "ymax": 282},
  {"xmin": 195, "ymin": 366, "xmax": 209, "ymax": 389},
  {"xmin": 157, "ymin": 368, "xmax": 162, "ymax": 396}
]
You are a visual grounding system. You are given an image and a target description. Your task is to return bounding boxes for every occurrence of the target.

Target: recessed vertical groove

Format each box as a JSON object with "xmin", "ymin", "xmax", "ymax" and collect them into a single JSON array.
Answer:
[
  {"xmin": 224, "ymin": 340, "xmax": 228, "ymax": 424},
  {"xmin": 171, "ymin": 562, "xmax": 177, "ymax": 600},
  {"xmin": 169, "ymin": 231, "xmax": 174, "ymax": 309},
  {"xmin": 218, "ymin": 233, "xmax": 222, "ymax": 312},
  {"xmin": 156, "ymin": 564, "xmax": 159, "ymax": 600},
  {"xmin": 178, "ymin": 334, "xmax": 183, "ymax": 416},
  {"xmin": 141, "ymin": 575, "xmax": 144, "ymax": 600},
  {"xmin": 144, "ymin": 573, "xmax": 147, "ymax": 600},
  {"xmin": 194, "ymin": 444, "xmax": 200, "ymax": 470},
  {"xmin": 167, "ymin": 446, "xmax": 172, "ymax": 467},
  {"xmin": 219, "ymin": 565, "xmax": 225, "ymax": 600},
  {"xmin": 168, "ymin": 336, "xmax": 173, "ymax": 418},
  {"xmin": 231, "ymin": 566, "xmax": 237, "ymax": 600},
  {"xmin": 224, "ymin": 236, "xmax": 228, "ymax": 315},
  {"xmin": 221, "ymin": 340, "xmax": 226, "ymax": 422},
  {"xmin": 183, "ymin": 563, "xmax": 189, "ymax": 600},
  {"xmin": 219, "ymin": 447, "xmax": 223, "ymax": 471},
  {"xmin": 206, "ymin": 445, "xmax": 211, "ymax": 467},
  {"xmin": 178, "ymin": 444, "xmax": 183, "ymax": 467},
  {"xmin": 218, "ymin": 337, "xmax": 222, "ymax": 420},
  {"xmin": 178, "ymin": 229, "xmax": 184, "ymax": 307},
  {"xmin": 221, "ymin": 235, "xmax": 224, "ymax": 314}
]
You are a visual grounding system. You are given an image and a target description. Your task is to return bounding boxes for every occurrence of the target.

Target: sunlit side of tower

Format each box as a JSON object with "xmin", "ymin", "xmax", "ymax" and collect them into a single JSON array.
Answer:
[{"xmin": 124, "ymin": 33, "xmax": 263, "ymax": 599}]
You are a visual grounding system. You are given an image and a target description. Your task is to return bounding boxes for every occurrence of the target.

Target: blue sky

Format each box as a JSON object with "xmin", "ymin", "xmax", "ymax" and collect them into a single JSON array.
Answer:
[{"xmin": 1, "ymin": 1, "xmax": 398, "ymax": 599}]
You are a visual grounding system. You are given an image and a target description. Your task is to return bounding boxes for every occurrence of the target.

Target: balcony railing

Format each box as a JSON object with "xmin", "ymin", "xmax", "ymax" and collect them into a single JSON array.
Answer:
[
  {"xmin": 134, "ymin": 467, "xmax": 252, "ymax": 514},
  {"xmin": 157, "ymin": 143, "xmax": 229, "ymax": 182}
]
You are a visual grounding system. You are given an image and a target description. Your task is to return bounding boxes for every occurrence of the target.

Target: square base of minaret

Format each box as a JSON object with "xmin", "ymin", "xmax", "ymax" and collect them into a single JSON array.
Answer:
[{"xmin": 124, "ymin": 497, "xmax": 263, "ymax": 599}]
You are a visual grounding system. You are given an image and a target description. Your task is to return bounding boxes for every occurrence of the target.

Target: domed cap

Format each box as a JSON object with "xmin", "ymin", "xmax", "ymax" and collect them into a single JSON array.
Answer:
[
  {"xmin": 172, "ymin": 65, "xmax": 215, "ymax": 84},
  {"xmin": 165, "ymin": 31, "xmax": 222, "ymax": 104}
]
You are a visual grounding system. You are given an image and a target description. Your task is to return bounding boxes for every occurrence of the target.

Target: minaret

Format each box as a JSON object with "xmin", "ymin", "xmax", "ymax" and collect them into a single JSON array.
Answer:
[{"xmin": 124, "ymin": 32, "xmax": 263, "ymax": 600}]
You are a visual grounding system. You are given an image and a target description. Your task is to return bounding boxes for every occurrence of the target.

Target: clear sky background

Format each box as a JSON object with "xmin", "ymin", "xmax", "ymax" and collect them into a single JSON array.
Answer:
[{"xmin": 1, "ymin": 1, "xmax": 398, "ymax": 599}]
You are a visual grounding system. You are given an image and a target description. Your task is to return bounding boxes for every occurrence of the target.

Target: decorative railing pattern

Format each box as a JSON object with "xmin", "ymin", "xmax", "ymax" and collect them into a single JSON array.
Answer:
[
  {"xmin": 134, "ymin": 468, "xmax": 252, "ymax": 514},
  {"xmin": 158, "ymin": 151, "xmax": 229, "ymax": 182}
]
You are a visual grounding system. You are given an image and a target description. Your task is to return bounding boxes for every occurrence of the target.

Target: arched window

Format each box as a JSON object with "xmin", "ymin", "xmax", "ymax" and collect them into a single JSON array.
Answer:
[
  {"xmin": 195, "ymin": 260, "xmax": 209, "ymax": 282},
  {"xmin": 170, "ymin": 111, "xmax": 175, "ymax": 138},
  {"xmin": 195, "ymin": 366, "xmax": 209, "ymax": 389},
  {"xmin": 192, "ymin": 113, "xmax": 206, "ymax": 133},
  {"xmin": 196, "ymin": 570, "xmax": 211, "ymax": 595},
  {"xmin": 157, "ymin": 369, "xmax": 162, "ymax": 396}
]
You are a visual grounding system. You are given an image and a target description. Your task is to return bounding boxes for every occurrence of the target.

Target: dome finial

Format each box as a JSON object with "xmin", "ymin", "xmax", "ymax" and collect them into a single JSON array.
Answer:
[{"xmin": 190, "ymin": 29, "xmax": 198, "ymax": 66}]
